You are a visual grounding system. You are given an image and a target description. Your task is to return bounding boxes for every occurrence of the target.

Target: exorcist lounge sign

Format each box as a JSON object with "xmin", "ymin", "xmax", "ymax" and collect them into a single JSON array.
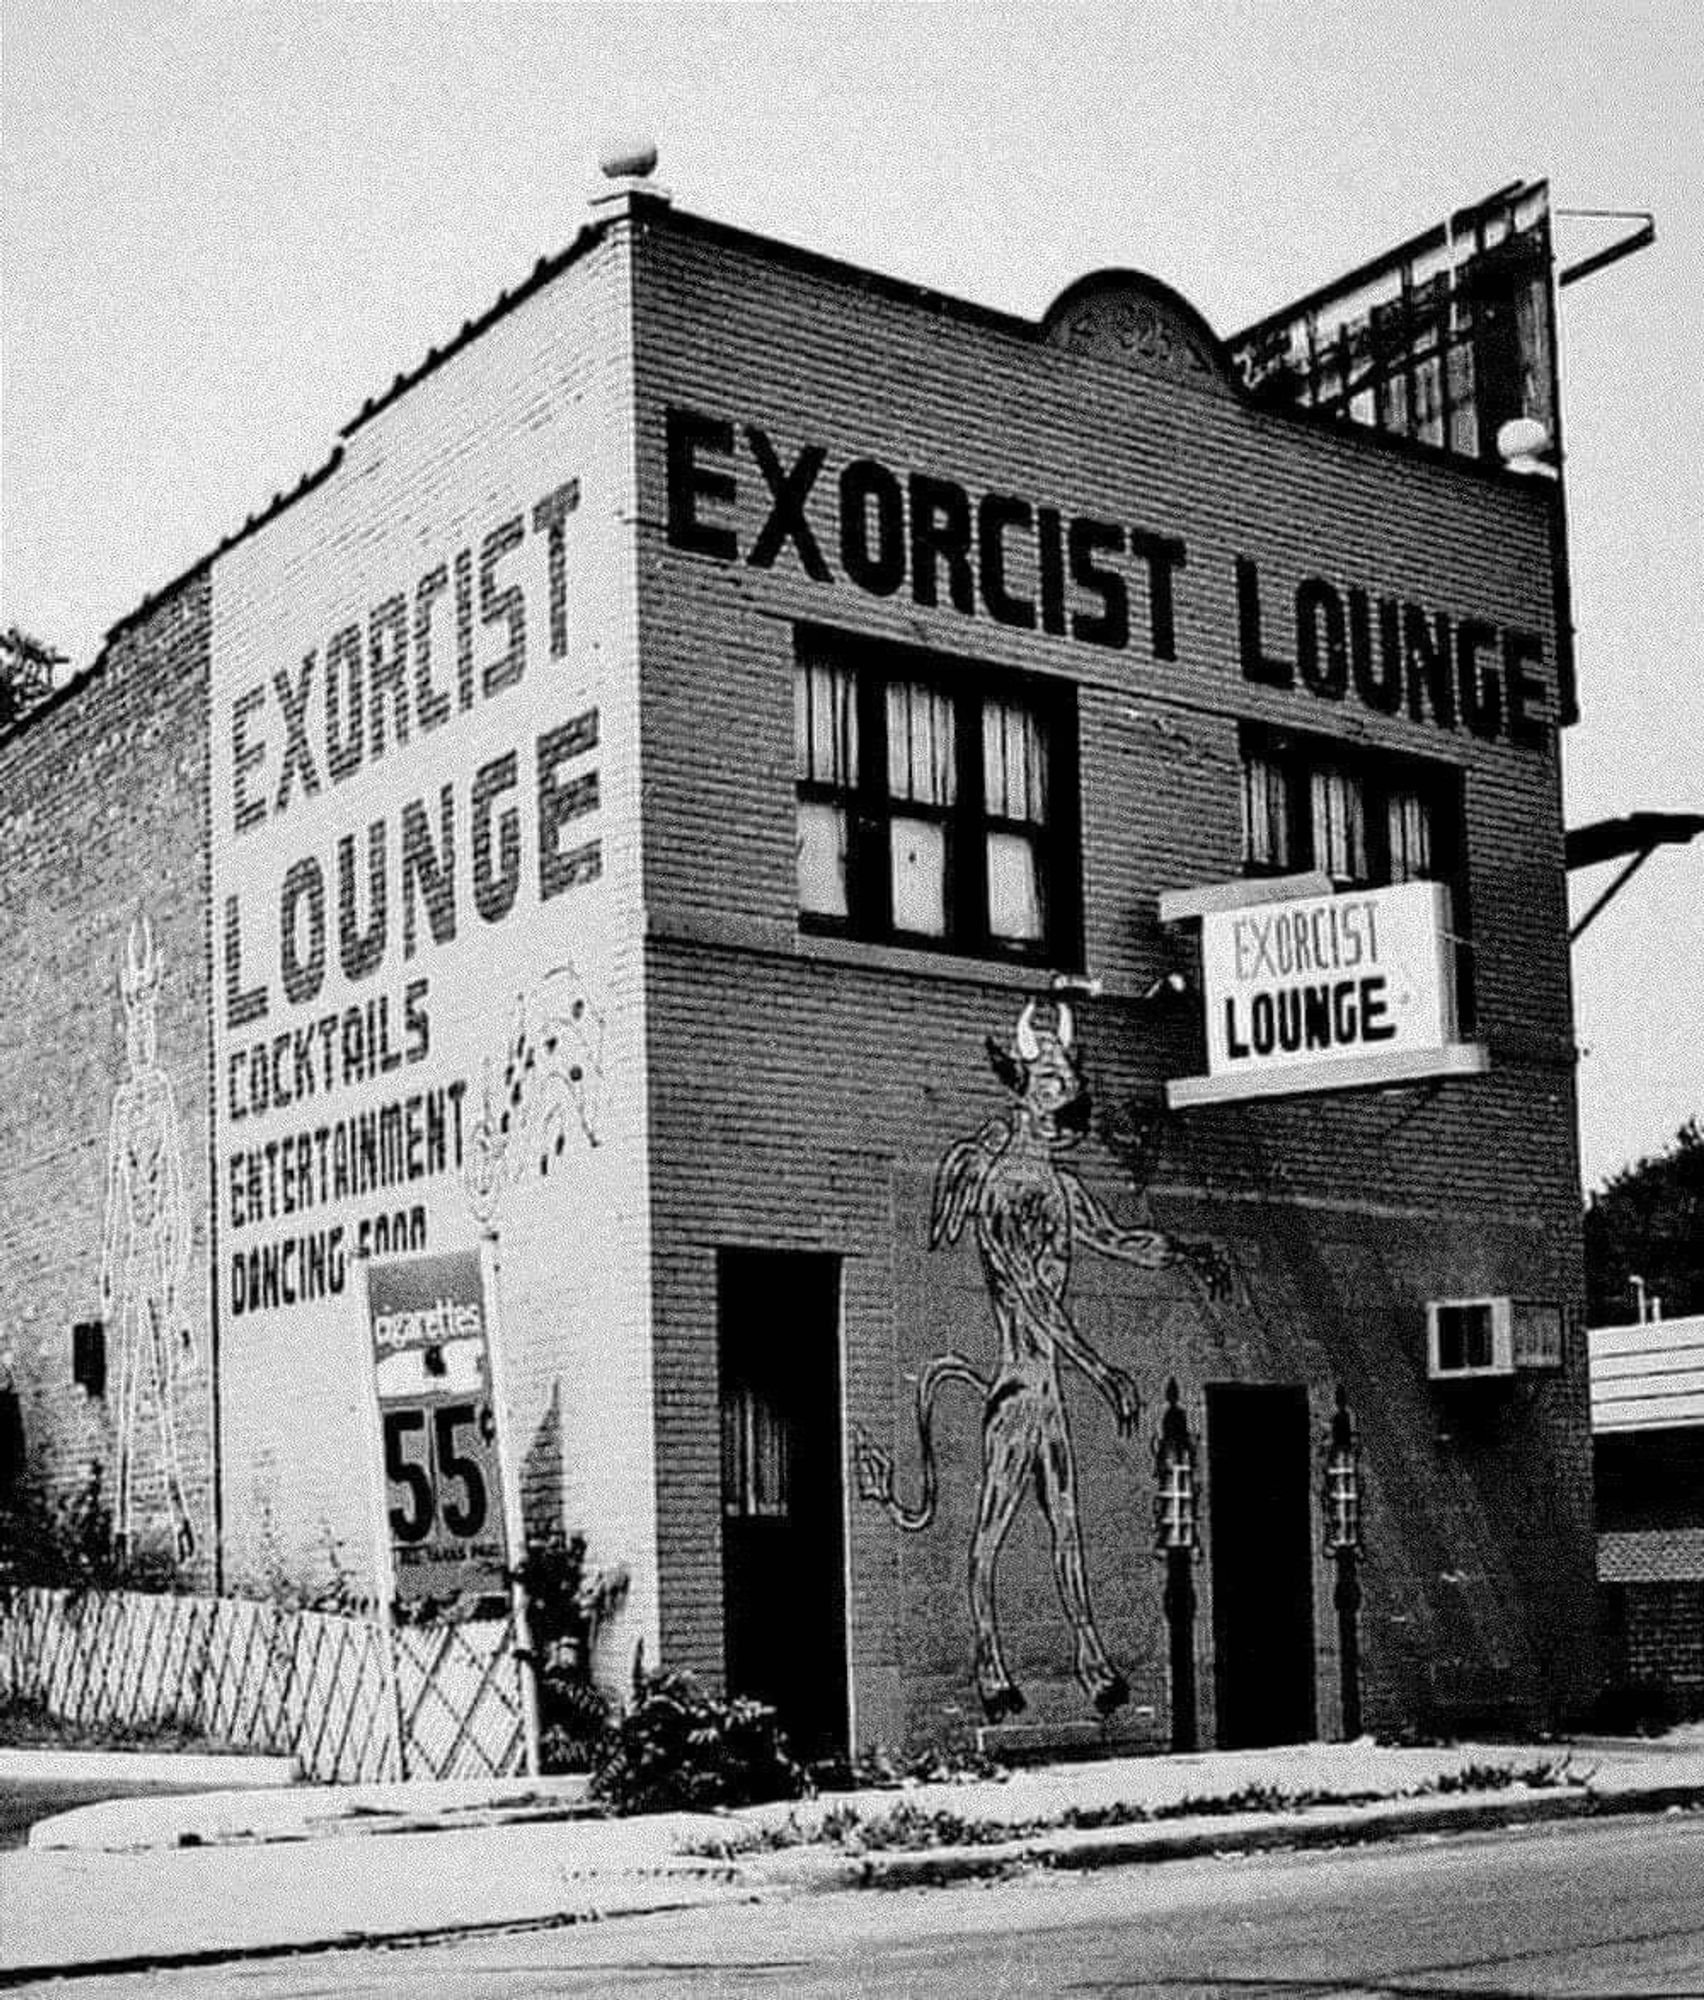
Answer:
[
  {"xmin": 663, "ymin": 404, "xmax": 1551, "ymax": 750},
  {"xmin": 1163, "ymin": 878, "xmax": 1489, "ymax": 1108},
  {"xmin": 212, "ymin": 474, "xmax": 604, "ymax": 1321}
]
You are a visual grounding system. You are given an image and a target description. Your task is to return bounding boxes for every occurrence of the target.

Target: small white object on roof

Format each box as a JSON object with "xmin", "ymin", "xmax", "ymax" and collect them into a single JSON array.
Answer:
[
  {"xmin": 1497, "ymin": 416, "xmax": 1555, "ymax": 477},
  {"xmin": 591, "ymin": 140, "xmax": 669, "ymax": 214},
  {"xmin": 600, "ymin": 139, "xmax": 659, "ymax": 180}
]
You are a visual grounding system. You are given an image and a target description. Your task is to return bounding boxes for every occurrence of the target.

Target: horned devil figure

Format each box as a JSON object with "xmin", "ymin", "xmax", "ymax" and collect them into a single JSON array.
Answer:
[
  {"xmin": 100, "ymin": 916, "xmax": 197, "ymax": 1561},
  {"xmin": 853, "ymin": 1000, "xmax": 1229, "ymax": 1722}
]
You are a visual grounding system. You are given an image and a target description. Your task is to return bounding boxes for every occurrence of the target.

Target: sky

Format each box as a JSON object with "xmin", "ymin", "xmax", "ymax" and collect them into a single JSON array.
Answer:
[{"xmin": 3, "ymin": 0, "xmax": 1699, "ymax": 1194}]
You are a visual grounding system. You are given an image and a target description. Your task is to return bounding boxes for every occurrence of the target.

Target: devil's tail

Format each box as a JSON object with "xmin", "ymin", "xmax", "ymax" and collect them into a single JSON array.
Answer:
[{"xmin": 852, "ymin": 1351, "xmax": 988, "ymax": 1532}]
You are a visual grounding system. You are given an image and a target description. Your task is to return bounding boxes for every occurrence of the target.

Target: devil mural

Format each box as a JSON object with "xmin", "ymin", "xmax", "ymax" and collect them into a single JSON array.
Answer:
[
  {"xmin": 100, "ymin": 915, "xmax": 197, "ymax": 1561},
  {"xmin": 853, "ymin": 999, "xmax": 1228, "ymax": 1722}
]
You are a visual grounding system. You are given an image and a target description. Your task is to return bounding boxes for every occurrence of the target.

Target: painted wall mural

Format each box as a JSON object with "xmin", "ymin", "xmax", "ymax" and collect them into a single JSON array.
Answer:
[
  {"xmin": 100, "ymin": 915, "xmax": 197, "ymax": 1559},
  {"xmin": 464, "ymin": 960, "xmax": 606, "ymax": 1229},
  {"xmin": 206, "ymin": 398, "xmax": 623, "ymax": 1585},
  {"xmin": 853, "ymin": 1000, "xmax": 1228, "ymax": 1722}
]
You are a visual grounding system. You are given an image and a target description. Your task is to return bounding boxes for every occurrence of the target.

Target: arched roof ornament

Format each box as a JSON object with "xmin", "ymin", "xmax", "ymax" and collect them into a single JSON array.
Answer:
[{"xmin": 1040, "ymin": 270, "xmax": 1237, "ymax": 398}]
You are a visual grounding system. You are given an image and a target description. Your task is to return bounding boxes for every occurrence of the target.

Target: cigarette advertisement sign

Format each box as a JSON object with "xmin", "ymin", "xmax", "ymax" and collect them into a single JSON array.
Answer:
[
  {"xmin": 1167, "ymin": 879, "xmax": 1485, "ymax": 1107},
  {"xmin": 365, "ymin": 1250, "xmax": 509, "ymax": 1603}
]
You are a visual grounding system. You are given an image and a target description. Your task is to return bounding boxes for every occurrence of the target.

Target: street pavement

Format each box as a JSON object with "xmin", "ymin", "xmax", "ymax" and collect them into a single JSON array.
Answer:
[
  {"xmin": 29, "ymin": 1811, "xmax": 1703, "ymax": 1999},
  {"xmin": 1, "ymin": 1730, "xmax": 1701, "ymax": 1981}
]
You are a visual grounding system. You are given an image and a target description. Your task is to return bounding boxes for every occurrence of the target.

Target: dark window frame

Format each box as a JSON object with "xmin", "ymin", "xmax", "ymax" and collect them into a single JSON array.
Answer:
[
  {"xmin": 1237, "ymin": 216, "xmax": 1554, "ymax": 468},
  {"xmin": 794, "ymin": 624, "xmax": 1082, "ymax": 969},
  {"xmin": 1239, "ymin": 721, "xmax": 1475, "ymax": 1031}
]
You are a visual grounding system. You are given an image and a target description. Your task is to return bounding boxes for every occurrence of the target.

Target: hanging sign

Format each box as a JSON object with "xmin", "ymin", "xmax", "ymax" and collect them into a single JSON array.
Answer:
[
  {"xmin": 364, "ymin": 1249, "xmax": 510, "ymax": 1604},
  {"xmin": 1165, "ymin": 878, "xmax": 1487, "ymax": 1107}
]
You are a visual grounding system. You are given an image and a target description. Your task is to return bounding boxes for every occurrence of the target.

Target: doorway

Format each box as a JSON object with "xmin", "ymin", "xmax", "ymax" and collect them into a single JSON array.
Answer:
[
  {"xmin": 718, "ymin": 1249, "xmax": 849, "ymax": 1764},
  {"xmin": 1206, "ymin": 1382, "xmax": 1317, "ymax": 1748}
]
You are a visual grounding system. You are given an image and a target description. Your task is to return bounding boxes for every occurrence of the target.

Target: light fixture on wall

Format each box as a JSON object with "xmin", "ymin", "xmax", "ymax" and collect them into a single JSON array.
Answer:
[
  {"xmin": 1153, "ymin": 1377, "xmax": 1199, "ymax": 1751},
  {"xmin": 1322, "ymin": 1383, "xmax": 1365, "ymax": 1739},
  {"xmin": 0, "ymin": 1383, "xmax": 23, "ymax": 1501},
  {"xmin": 1154, "ymin": 1379, "xmax": 1199, "ymax": 1552},
  {"xmin": 1139, "ymin": 971, "xmax": 1196, "ymax": 1005},
  {"xmin": 71, "ymin": 1321, "xmax": 106, "ymax": 1401},
  {"xmin": 1049, "ymin": 972, "xmax": 1105, "ymax": 1000}
]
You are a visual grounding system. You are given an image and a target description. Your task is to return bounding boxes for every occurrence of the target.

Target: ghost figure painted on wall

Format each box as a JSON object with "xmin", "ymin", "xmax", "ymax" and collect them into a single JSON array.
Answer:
[
  {"xmin": 853, "ymin": 998, "xmax": 1229, "ymax": 1723},
  {"xmin": 100, "ymin": 915, "xmax": 197, "ymax": 1561}
]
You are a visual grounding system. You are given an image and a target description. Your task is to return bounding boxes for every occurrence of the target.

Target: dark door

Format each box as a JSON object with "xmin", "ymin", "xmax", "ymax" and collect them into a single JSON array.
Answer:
[
  {"xmin": 718, "ymin": 1249, "xmax": 849, "ymax": 1766},
  {"xmin": 1206, "ymin": 1383, "xmax": 1317, "ymax": 1748}
]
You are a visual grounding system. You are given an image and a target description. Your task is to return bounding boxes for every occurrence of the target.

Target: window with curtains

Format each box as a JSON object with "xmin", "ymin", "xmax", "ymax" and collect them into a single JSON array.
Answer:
[
  {"xmin": 1239, "ymin": 723, "xmax": 1461, "ymax": 892},
  {"xmin": 794, "ymin": 628, "xmax": 1079, "ymax": 964},
  {"xmin": 1239, "ymin": 721, "xmax": 1473, "ymax": 1023},
  {"xmin": 721, "ymin": 1377, "xmax": 792, "ymax": 1519}
]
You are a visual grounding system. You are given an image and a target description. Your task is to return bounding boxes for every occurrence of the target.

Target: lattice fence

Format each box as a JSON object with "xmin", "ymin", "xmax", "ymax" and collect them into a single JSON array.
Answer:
[{"xmin": 0, "ymin": 1589, "xmax": 525, "ymax": 1782}]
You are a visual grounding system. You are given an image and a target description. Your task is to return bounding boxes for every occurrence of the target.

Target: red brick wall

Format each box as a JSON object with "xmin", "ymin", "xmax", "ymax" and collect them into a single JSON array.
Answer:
[
  {"xmin": 0, "ymin": 574, "xmax": 216, "ymax": 1580},
  {"xmin": 203, "ymin": 219, "xmax": 661, "ymax": 1669},
  {"xmin": 1603, "ymin": 1583, "xmax": 1704, "ymax": 1714},
  {"xmin": 0, "ymin": 220, "xmax": 665, "ymax": 1686},
  {"xmin": 629, "ymin": 209, "xmax": 1596, "ymax": 1751},
  {"xmin": 0, "ymin": 198, "xmax": 1599, "ymax": 1751}
]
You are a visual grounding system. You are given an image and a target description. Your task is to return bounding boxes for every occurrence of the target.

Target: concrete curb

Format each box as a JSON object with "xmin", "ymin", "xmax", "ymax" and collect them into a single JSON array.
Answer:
[
  {"xmin": 724, "ymin": 1739, "xmax": 1605, "ymax": 1846},
  {"xmin": 743, "ymin": 1779, "xmax": 1704, "ymax": 1892},
  {"xmin": 3, "ymin": 1757, "xmax": 1700, "ymax": 1985}
]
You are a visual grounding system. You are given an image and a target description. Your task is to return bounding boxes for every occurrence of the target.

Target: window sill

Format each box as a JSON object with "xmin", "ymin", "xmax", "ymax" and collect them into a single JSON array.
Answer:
[
  {"xmin": 795, "ymin": 930, "xmax": 1074, "ymax": 991},
  {"xmin": 644, "ymin": 901, "xmax": 1085, "ymax": 993}
]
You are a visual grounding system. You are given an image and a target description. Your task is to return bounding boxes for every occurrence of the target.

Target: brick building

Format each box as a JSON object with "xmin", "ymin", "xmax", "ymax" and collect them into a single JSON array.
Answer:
[
  {"xmin": 1591, "ymin": 1316, "xmax": 1704, "ymax": 1714},
  {"xmin": 0, "ymin": 169, "xmax": 1597, "ymax": 1757}
]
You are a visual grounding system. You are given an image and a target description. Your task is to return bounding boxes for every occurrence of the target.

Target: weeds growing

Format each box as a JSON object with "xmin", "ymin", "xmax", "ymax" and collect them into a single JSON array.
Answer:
[{"xmin": 699, "ymin": 1754, "xmax": 1590, "ymax": 1858}]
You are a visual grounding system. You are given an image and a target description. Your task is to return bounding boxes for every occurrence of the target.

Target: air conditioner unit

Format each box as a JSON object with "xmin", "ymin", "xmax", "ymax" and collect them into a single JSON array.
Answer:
[{"xmin": 1427, "ymin": 1297, "xmax": 1514, "ymax": 1380}]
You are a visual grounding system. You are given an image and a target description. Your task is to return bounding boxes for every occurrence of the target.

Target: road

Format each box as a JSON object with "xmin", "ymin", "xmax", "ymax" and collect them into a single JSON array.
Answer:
[{"xmin": 22, "ymin": 1810, "xmax": 1703, "ymax": 1997}]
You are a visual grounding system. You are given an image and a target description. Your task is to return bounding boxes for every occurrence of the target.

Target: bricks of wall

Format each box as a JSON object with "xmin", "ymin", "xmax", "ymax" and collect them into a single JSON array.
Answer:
[
  {"xmin": 627, "ymin": 211, "xmax": 1595, "ymax": 1750},
  {"xmin": 641, "ymin": 943, "xmax": 1597, "ymax": 1748},
  {"xmin": 203, "ymin": 219, "xmax": 661, "ymax": 1686},
  {"xmin": 1, "ymin": 213, "xmax": 661, "ymax": 1690},
  {"xmin": 0, "ymin": 573, "xmax": 216, "ymax": 1582},
  {"xmin": 1, "ymin": 195, "xmax": 1597, "ymax": 1754},
  {"xmin": 1624, "ymin": 1583, "xmax": 1704, "ymax": 1702}
]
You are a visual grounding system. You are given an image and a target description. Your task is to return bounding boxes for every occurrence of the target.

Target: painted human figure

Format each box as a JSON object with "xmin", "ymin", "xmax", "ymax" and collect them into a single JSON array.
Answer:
[
  {"xmin": 100, "ymin": 916, "xmax": 196, "ymax": 1561},
  {"xmin": 854, "ymin": 999, "xmax": 1228, "ymax": 1721}
]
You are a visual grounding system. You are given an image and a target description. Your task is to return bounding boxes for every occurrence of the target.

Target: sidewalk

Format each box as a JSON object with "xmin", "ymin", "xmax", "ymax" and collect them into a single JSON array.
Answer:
[
  {"xmin": 0, "ymin": 1748, "xmax": 294, "ymax": 1791},
  {"xmin": 3, "ymin": 1732, "xmax": 1701, "ymax": 1981}
]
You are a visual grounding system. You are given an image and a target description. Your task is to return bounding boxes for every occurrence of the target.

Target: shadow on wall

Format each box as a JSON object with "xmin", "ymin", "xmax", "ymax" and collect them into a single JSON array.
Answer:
[
  {"xmin": 863, "ymin": 1000, "xmax": 1586, "ymax": 1745},
  {"xmin": 521, "ymin": 1381, "xmax": 564, "ymax": 1547},
  {"xmin": 854, "ymin": 999, "xmax": 1231, "ymax": 1728}
]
